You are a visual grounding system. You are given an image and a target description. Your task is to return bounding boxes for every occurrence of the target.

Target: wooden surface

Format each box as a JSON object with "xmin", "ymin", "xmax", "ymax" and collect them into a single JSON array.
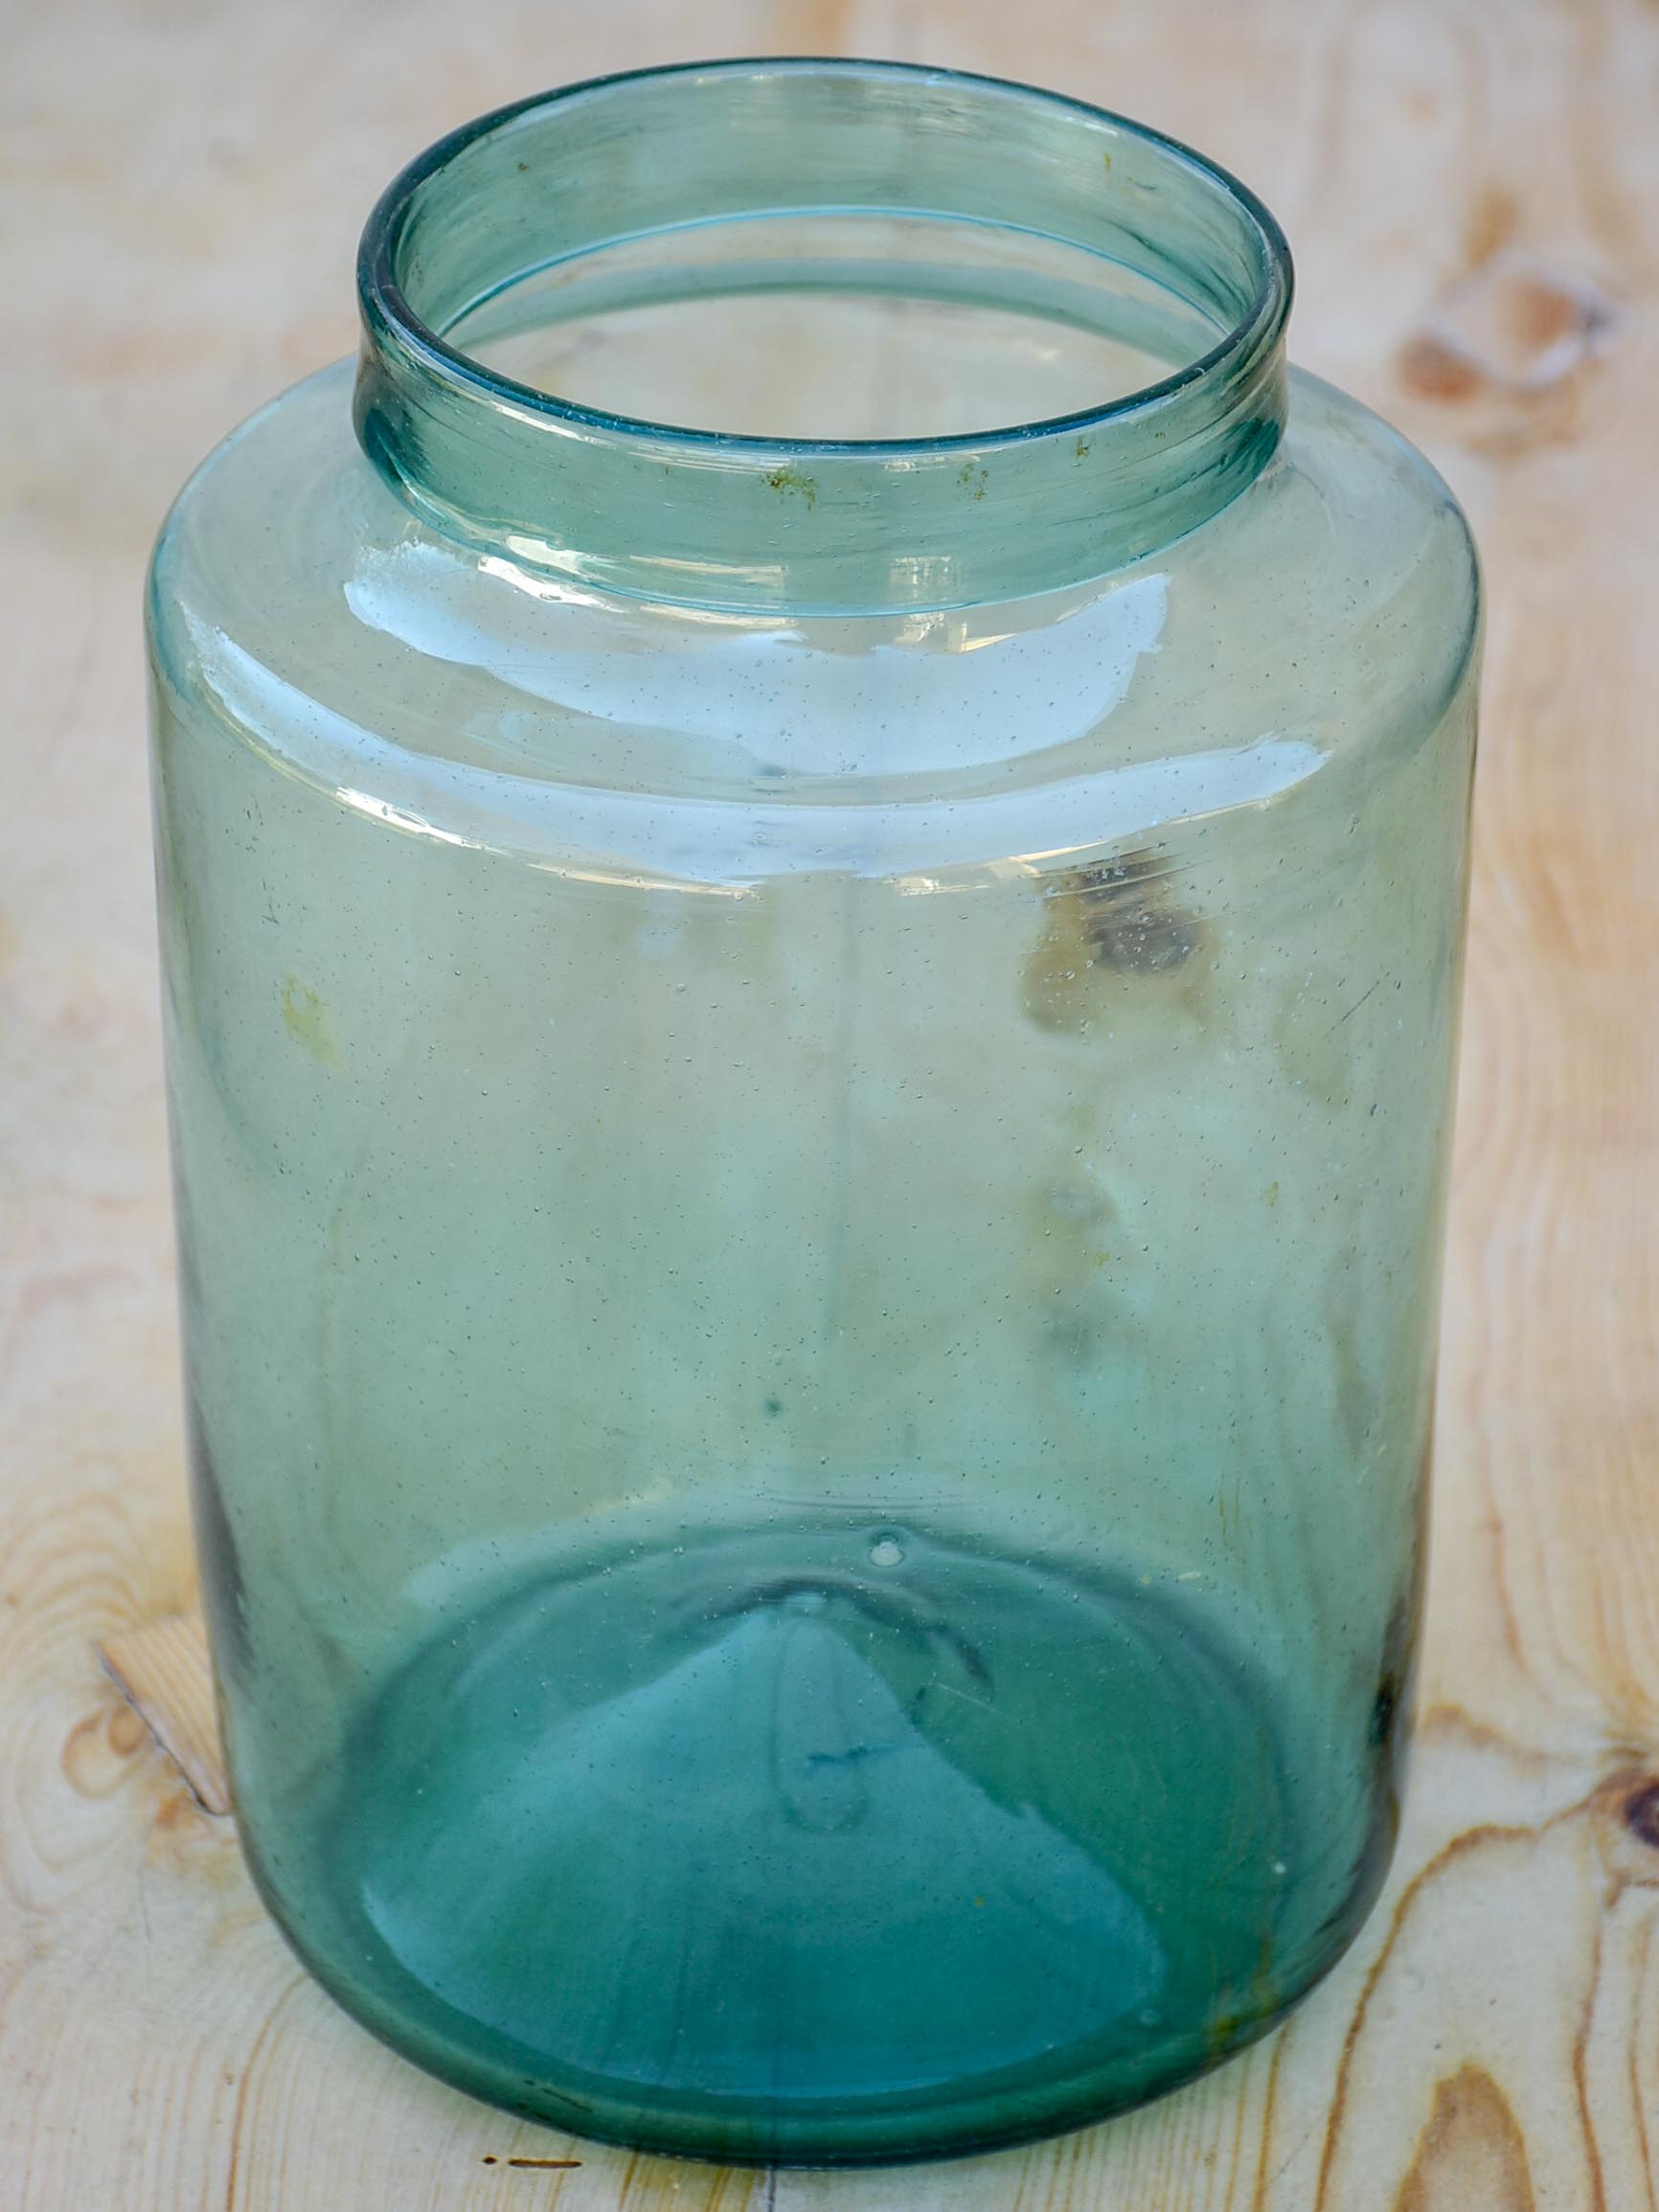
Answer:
[{"xmin": 4, "ymin": 0, "xmax": 1657, "ymax": 2204}]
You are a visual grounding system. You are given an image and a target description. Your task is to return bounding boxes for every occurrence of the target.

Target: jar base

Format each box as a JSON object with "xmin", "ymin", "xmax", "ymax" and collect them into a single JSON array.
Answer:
[{"xmin": 245, "ymin": 1516, "xmax": 1386, "ymax": 2164}]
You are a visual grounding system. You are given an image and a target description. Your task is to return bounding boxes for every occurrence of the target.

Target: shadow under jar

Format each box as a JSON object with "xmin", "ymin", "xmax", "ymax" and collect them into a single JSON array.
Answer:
[{"xmin": 147, "ymin": 59, "xmax": 1479, "ymax": 2169}]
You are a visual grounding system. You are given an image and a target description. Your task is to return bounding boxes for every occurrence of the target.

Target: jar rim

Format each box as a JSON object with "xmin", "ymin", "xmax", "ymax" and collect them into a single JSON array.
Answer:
[
  {"xmin": 360, "ymin": 57, "xmax": 1291, "ymax": 461},
  {"xmin": 353, "ymin": 59, "xmax": 1295, "ymax": 610}
]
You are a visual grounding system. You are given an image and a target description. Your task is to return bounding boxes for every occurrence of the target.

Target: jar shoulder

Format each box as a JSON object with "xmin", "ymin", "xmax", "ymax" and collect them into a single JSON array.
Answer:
[{"xmin": 148, "ymin": 358, "xmax": 1478, "ymax": 878}]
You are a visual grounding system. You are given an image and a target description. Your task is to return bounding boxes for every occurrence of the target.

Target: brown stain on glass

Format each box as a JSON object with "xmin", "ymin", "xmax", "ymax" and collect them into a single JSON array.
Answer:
[{"xmin": 1023, "ymin": 852, "xmax": 1204, "ymax": 1032}]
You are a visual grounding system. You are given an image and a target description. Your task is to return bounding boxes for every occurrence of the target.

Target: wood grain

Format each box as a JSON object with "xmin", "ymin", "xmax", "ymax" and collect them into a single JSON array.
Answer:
[
  {"xmin": 99, "ymin": 1614, "xmax": 229, "ymax": 1816},
  {"xmin": 3, "ymin": 0, "xmax": 1658, "ymax": 2205}
]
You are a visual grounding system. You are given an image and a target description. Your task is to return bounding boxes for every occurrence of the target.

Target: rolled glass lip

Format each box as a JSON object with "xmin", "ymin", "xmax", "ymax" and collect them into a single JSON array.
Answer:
[
  {"xmin": 359, "ymin": 57, "xmax": 1291, "ymax": 458},
  {"xmin": 353, "ymin": 58, "xmax": 1295, "ymax": 609}
]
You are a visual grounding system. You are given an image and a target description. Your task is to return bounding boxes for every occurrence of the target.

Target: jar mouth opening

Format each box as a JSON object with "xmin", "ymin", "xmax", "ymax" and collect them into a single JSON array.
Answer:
[
  {"xmin": 354, "ymin": 60, "xmax": 1293, "ymax": 610},
  {"xmin": 361, "ymin": 58, "xmax": 1289, "ymax": 457}
]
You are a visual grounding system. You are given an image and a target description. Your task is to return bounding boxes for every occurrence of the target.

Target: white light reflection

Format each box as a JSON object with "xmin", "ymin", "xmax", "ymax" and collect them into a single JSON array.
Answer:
[
  {"xmin": 184, "ymin": 613, "xmax": 1325, "ymax": 891},
  {"xmin": 346, "ymin": 541, "xmax": 1170, "ymax": 775}
]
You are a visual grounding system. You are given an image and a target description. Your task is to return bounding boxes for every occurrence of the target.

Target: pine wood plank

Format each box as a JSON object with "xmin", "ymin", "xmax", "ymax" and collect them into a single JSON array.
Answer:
[{"xmin": 3, "ymin": 1, "xmax": 1656, "ymax": 2205}]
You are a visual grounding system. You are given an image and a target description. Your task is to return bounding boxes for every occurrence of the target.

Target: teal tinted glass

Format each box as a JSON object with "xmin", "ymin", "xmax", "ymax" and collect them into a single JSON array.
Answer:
[{"xmin": 148, "ymin": 59, "xmax": 1477, "ymax": 2167}]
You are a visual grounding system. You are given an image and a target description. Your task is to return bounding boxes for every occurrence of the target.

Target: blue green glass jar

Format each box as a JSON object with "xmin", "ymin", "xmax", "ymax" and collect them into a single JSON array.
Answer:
[{"xmin": 147, "ymin": 60, "xmax": 1478, "ymax": 2168}]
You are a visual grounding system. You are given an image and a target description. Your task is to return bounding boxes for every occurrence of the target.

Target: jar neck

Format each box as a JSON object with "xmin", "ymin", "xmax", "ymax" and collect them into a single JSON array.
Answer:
[{"xmin": 354, "ymin": 60, "xmax": 1292, "ymax": 616}]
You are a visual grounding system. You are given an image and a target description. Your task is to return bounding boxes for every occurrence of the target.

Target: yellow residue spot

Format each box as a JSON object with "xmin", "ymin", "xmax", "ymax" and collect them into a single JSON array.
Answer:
[
  {"xmin": 764, "ymin": 466, "xmax": 818, "ymax": 510},
  {"xmin": 281, "ymin": 975, "xmax": 341, "ymax": 1066},
  {"xmin": 1264, "ymin": 1180, "xmax": 1280, "ymax": 1207}
]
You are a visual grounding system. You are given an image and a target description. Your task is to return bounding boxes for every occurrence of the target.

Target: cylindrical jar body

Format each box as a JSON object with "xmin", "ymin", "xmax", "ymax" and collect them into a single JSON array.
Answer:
[{"xmin": 148, "ymin": 61, "xmax": 1478, "ymax": 2168}]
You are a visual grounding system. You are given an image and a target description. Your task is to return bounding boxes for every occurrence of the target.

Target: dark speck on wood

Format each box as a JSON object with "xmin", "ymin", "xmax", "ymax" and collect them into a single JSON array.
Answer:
[
  {"xmin": 1622, "ymin": 1779, "xmax": 1659, "ymax": 1850},
  {"xmin": 481, "ymin": 2154, "xmax": 584, "ymax": 2167}
]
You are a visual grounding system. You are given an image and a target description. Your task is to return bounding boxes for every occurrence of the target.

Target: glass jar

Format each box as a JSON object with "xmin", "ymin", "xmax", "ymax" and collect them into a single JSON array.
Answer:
[{"xmin": 148, "ymin": 60, "xmax": 1479, "ymax": 2168}]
